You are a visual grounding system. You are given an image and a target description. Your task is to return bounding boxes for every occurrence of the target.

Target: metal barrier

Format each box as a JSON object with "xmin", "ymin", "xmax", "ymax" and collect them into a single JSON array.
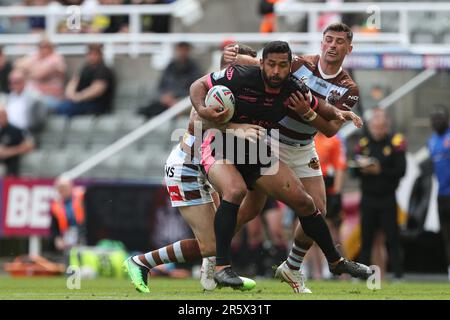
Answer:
[{"xmin": 0, "ymin": 1, "xmax": 449, "ymax": 58}]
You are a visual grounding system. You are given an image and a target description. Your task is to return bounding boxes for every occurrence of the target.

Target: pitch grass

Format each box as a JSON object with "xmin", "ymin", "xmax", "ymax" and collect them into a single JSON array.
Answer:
[{"xmin": 0, "ymin": 276, "xmax": 448, "ymax": 300}]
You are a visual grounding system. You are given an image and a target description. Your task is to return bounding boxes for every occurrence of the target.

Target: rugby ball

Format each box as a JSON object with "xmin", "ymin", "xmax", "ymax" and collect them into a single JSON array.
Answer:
[{"xmin": 205, "ymin": 85, "xmax": 235, "ymax": 123}]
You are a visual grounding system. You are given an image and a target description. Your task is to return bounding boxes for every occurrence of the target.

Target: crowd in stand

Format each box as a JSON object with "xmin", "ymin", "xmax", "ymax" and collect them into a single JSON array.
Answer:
[
  {"xmin": 0, "ymin": 35, "xmax": 204, "ymax": 177},
  {"xmin": 0, "ymin": 0, "xmax": 177, "ymax": 34}
]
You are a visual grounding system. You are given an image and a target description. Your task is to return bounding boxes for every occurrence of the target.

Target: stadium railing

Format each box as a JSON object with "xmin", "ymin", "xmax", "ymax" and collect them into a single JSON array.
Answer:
[{"xmin": 0, "ymin": 2, "xmax": 449, "ymax": 59}]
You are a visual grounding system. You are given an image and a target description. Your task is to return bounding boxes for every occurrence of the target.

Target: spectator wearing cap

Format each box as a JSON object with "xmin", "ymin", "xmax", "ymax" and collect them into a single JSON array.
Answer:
[{"xmin": 55, "ymin": 44, "xmax": 115, "ymax": 117}]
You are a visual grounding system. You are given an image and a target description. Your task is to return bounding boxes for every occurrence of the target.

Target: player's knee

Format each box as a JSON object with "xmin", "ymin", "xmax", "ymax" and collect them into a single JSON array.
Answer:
[
  {"xmin": 317, "ymin": 202, "xmax": 327, "ymax": 217},
  {"xmin": 223, "ymin": 183, "xmax": 246, "ymax": 204},
  {"xmin": 292, "ymin": 193, "xmax": 316, "ymax": 217}
]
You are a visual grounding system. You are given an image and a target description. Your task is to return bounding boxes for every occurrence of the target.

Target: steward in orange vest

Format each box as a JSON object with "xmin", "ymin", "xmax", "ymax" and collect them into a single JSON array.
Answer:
[{"xmin": 50, "ymin": 178, "xmax": 86, "ymax": 251}]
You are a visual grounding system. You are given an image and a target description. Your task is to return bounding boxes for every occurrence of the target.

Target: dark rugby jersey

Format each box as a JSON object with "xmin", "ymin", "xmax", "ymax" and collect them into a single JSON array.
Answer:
[
  {"xmin": 206, "ymin": 64, "xmax": 301, "ymax": 165},
  {"xmin": 207, "ymin": 65, "xmax": 300, "ymax": 130},
  {"xmin": 277, "ymin": 54, "xmax": 360, "ymax": 146}
]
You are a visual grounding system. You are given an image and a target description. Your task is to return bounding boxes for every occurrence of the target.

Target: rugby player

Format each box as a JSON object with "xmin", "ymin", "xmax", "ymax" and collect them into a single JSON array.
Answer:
[
  {"xmin": 190, "ymin": 40, "xmax": 370, "ymax": 288},
  {"xmin": 219, "ymin": 22, "xmax": 361, "ymax": 292}
]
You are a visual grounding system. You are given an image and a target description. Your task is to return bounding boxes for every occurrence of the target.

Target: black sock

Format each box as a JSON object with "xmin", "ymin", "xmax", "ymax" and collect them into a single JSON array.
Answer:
[
  {"xmin": 215, "ymin": 200, "xmax": 240, "ymax": 266},
  {"xmin": 299, "ymin": 209, "xmax": 341, "ymax": 263}
]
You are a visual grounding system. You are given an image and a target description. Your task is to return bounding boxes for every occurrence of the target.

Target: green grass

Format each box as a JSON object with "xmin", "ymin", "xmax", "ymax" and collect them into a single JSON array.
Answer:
[{"xmin": 0, "ymin": 276, "xmax": 448, "ymax": 300}]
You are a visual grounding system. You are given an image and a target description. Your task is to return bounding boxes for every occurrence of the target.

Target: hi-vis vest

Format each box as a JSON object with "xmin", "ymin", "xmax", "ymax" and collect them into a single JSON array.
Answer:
[{"xmin": 51, "ymin": 189, "xmax": 85, "ymax": 233}]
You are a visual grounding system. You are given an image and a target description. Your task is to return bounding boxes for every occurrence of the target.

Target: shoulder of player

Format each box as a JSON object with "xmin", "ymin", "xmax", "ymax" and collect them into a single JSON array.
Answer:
[
  {"xmin": 231, "ymin": 64, "xmax": 260, "ymax": 76},
  {"xmin": 390, "ymin": 133, "xmax": 407, "ymax": 151},
  {"xmin": 338, "ymin": 70, "xmax": 359, "ymax": 92},
  {"xmin": 292, "ymin": 54, "xmax": 319, "ymax": 71}
]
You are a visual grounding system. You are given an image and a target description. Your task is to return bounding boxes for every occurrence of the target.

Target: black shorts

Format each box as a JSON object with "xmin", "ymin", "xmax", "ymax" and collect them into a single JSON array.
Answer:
[{"xmin": 202, "ymin": 132, "xmax": 278, "ymax": 190}]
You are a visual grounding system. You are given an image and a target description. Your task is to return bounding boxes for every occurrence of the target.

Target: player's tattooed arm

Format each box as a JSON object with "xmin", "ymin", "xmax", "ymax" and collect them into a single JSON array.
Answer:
[{"xmin": 190, "ymin": 75, "xmax": 231, "ymax": 124}]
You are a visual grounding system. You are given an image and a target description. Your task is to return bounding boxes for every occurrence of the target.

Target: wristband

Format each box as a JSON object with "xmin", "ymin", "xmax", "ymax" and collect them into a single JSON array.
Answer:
[{"xmin": 301, "ymin": 109, "xmax": 318, "ymax": 122}]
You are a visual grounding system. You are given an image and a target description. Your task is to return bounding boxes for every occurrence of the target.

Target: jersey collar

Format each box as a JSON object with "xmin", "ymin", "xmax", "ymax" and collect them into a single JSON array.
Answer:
[{"xmin": 318, "ymin": 60, "xmax": 342, "ymax": 79}]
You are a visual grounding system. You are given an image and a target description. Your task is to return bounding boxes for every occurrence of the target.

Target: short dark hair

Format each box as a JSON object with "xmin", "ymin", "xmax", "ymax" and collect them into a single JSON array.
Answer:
[
  {"xmin": 237, "ymin": 44, "xmax": 257, "ymax": 58},
  {"xmin": 176, "ymin": 41, "xmax": 191, "ymax": 49},
  {"xmin": 262, "ymin": 41, "xmax": 292, "ymax": 62},
  {"xmin": 88, "ymin": 43, "xmax": 103, "ymax": 54},
  {"xmin": 323, "ymin": 22, "xmax": 353, "ymax": 42}
]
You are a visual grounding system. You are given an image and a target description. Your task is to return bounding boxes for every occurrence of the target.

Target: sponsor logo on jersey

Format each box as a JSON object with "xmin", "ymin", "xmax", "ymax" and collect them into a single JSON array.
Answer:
[{"xmin": 212, "ymin": 68, "xmax": 226, "ymax": 80}]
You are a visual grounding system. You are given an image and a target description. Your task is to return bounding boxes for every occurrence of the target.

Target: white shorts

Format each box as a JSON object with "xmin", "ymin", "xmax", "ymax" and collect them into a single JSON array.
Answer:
[
  {"xmin": 164, "ymin": 133, "xmax": 214, "ymax": 207},
  {"xmin": 274, "ymin": 141, "xmax": 323, "ymax": 178}
]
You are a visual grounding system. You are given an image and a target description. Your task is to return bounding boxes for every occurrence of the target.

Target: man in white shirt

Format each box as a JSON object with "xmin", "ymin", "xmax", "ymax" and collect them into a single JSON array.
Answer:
[{"xmin": 6, "ymin": 69, "xmax": 46, "ymax": 132}]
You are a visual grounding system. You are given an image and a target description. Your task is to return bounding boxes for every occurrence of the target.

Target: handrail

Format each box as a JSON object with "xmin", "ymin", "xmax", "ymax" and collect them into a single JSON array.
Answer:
[{"xmin": 275, "ymin": 1, "xmax": 450, "ymax": 14}]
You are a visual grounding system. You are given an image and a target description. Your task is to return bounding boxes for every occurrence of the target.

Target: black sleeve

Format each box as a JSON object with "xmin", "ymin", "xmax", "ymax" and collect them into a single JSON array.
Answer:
[
  {"xmin": 381, "ymin": 149, "xmax": 407, "ymax": 179},
  {"xmin": 9, "ymin": 127, "xmax": 26, "ymax": 146},
  {"xmin": 93, "ymin": 65, "xmax": 112, "ymax": 82},
  {"xmin": 207, "ymin": 65, "xmax": 245, "ymax": 92}
]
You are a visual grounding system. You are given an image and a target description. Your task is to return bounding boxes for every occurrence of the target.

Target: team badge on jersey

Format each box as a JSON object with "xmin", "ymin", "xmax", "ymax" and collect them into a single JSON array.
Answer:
[
  {"xmin": 327, "ymin": 90, "xmax": 341, "ymax": 105},
  {"xmin": 383, "ymin": 146, "xmax": 392, "ymax": 156},
  {"xmin": 308, "ymin": 157, "xmax": 320, "ymax": 170}
]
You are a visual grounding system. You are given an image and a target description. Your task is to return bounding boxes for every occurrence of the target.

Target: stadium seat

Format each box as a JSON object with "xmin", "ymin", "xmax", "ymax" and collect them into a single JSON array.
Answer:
[
  {"xmin": 39, "ymin": 116, "xmax": 70, "ymax": 150},
  {"xmin": 65, "ymin": 116, "xmax": 96, "ymax": 147},
  {"xmin": 21, "ymin": 150, "xmax": 48, "ymax": 177},
  {"xmin": 39, "ymin": 152, "xmax": 73, "ymax": 178}
]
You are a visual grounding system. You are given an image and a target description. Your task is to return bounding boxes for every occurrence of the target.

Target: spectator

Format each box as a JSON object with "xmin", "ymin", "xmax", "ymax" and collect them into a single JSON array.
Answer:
[
  {"xmin": 0, "ymin": 46, "xmax": 12, "ymax": 94},
  {"xmin": 90, "ymin": 0, "xmax": 129, "ymax": 33},
  {"xmin": 258, "ymin": 0, "xmax": 282, "ymax": 33},
  {"xmin": 137, "ymin": 41, "xmax": 201, "ymax": 118},
  {"xmin": 50, "ymin": 177, "xmax": 86, "ymax": 252},
  {"xmin": 428, "ymin": 105, "xmax": 450, "ymax": 281},
  {"xmin": 5, "ymin": 69, "xmax": 47, "ymax": 132},
  {"xmin": 364, "ymin": 85, "xmax": 388, "ymax": 111},
  {"xmin": 15, "ymin": 38, "xmax": 66, "ymax": 109},
  {"xmin": 0, "ymin": 106, "xmax": 35, "ymax": 176},
  {"xmin": 56, "ymin": 44, "xmax": 115, "ymax": 117},
  {"xmin": 140, "ymin": 0, "xmax": 175, "ymax": 33},
  {"xmin": 26, "ymin": 0, "xmax": 49, "ymax": 33},
  {"xmin": 354, "ymin": 108, "xmax": 406, "ymax": 279}
]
